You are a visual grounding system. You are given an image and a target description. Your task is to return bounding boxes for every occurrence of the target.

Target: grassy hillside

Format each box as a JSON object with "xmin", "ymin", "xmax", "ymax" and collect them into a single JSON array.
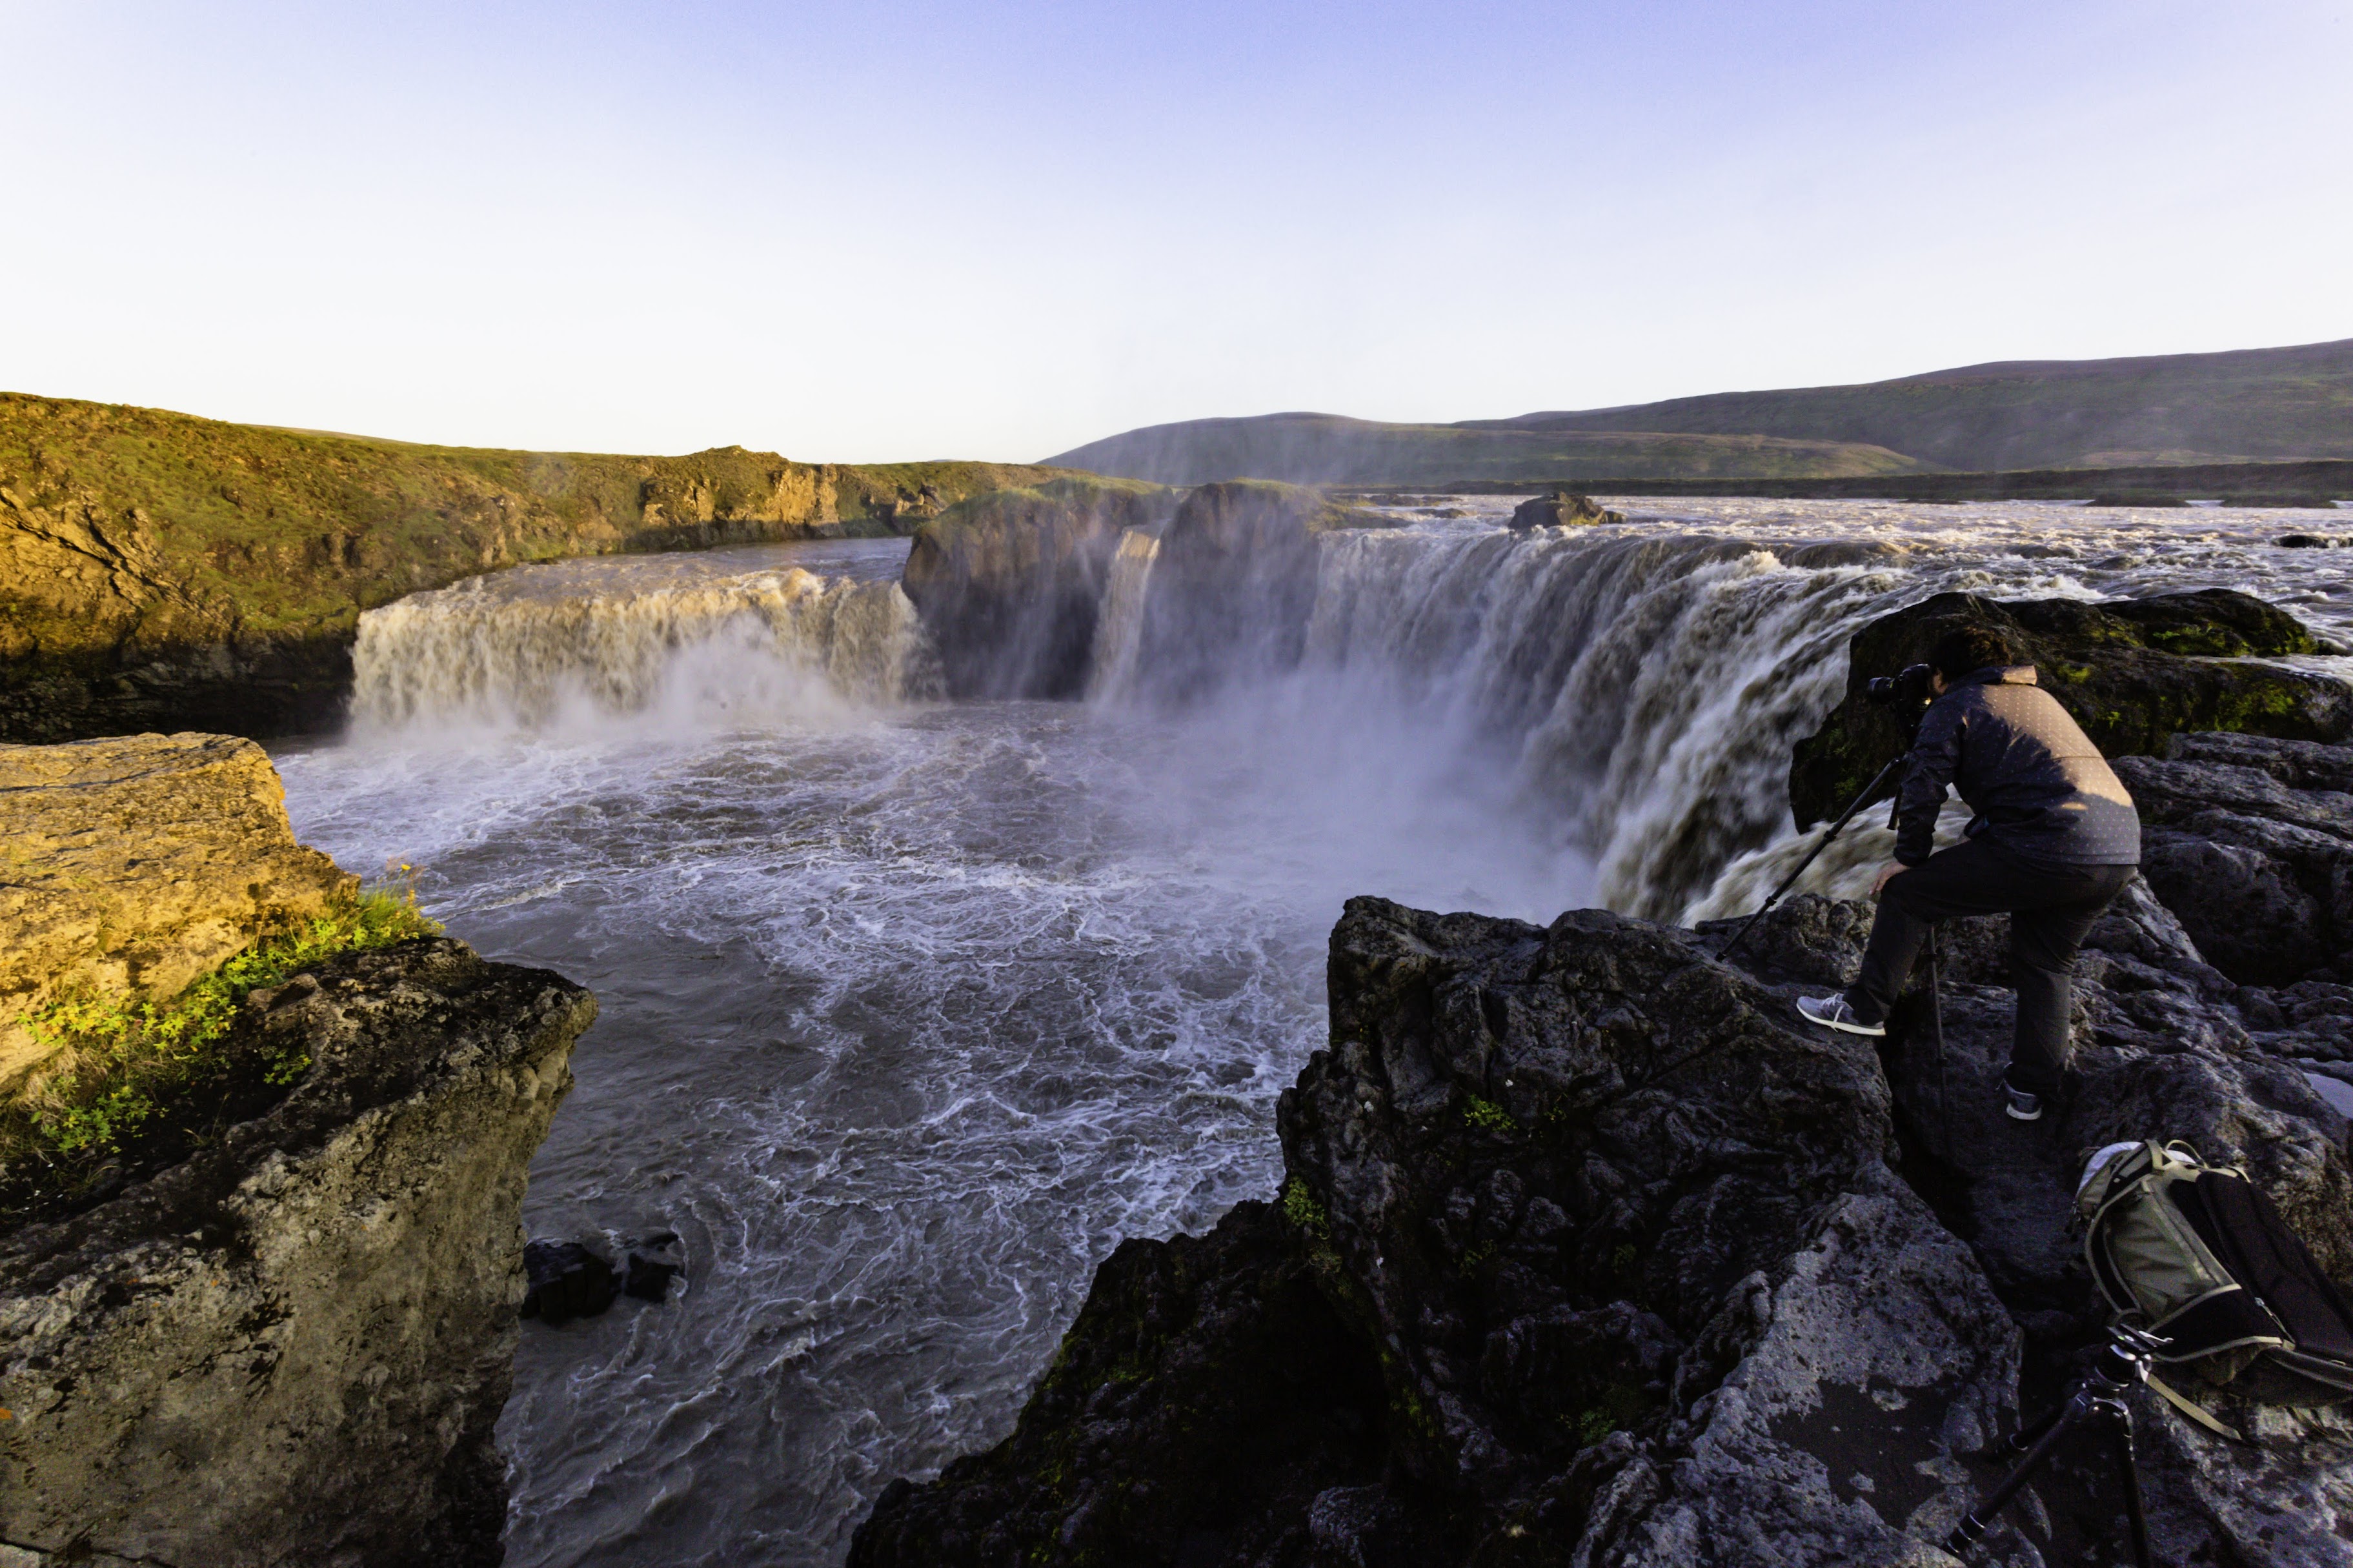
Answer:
[
  {"xmin": 1044, "ymin": 412, "xmax": 1929, "ymax": 486},
  {"xmin": 0, "ymin": 393, "xmax": 1063, "ymax": 739},
  {"xmin": 1480, "ymin": 337, "xmax": 2353, "ymax": 471}
]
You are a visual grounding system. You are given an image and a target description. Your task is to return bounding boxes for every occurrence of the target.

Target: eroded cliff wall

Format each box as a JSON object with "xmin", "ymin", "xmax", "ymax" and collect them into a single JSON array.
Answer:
[
  {"xmin": 0, "ymin": 733, "xmax": 596, "ymax": 1565},
  {"xmin": 0, "ymin": 393, "xmax": 1065, "ymax": 740}
]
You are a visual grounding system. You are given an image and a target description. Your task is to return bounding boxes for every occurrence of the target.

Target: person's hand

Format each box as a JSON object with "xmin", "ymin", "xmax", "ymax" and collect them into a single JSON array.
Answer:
[{"xmin": 1872, "ymin": 861, "xmax": 1906, "ymax": 897}]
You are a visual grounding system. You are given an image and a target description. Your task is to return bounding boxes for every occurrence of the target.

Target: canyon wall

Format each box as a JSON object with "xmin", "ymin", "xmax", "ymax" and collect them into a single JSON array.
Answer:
[{"xmin": 0, "ymin": 393, "xmax": 1064, "ymax": 741}]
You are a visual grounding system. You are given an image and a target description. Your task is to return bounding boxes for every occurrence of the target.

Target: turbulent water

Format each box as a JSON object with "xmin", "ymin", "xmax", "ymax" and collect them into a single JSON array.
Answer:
[{"xmin": 272, "ymin": 499, "xmax": 2353, "ymax": 1567}]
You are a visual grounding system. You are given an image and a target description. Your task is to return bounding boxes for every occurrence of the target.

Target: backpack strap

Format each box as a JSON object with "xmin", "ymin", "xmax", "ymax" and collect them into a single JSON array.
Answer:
[{"xmin": 2144, "ymin": 1372, "xmax": 2254, "ymax": 1446}]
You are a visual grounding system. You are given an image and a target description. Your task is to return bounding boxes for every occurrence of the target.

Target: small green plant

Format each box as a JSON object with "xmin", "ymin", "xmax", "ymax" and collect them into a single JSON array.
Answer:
[
  {"xmin": 1461, "ymin": 1095, "xmax": 1516, "ymax": 1134},
  {"xmin": 1611, "ymin": 1241, "xmax": 1640, "ymax": 1275},
  {"xmin": 4, "ymin": 875, "xmax": 441, "ymax": 1207},
  {"xmin": 1282, "ymin": 1176, "xmax": 1330, "ymax": 1238},
  {"xmin": 1577, "ymin": 1409, "xmax": 1617, "ymax": 1447}
]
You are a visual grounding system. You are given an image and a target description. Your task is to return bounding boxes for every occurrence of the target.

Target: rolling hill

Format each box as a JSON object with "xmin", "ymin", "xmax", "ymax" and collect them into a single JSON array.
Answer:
[
  {"xmin": 1051, "ymin": 337, "xmax": 2353, "ymax": 483},
  {"xmin": 1044, "ymin": 414, "xmax": 1930, "ymax": 487}
]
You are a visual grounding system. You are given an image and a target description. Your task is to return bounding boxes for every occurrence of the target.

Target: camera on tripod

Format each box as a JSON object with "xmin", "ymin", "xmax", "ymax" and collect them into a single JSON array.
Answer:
[{"xmin": 1866, "ymin": 663, "xmax": 1937, "ymax": 708}]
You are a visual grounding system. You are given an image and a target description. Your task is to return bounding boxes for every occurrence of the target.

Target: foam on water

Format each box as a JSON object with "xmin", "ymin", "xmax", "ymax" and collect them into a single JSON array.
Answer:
[{"xmin": 273, "ymin": 498, "xmax": 2353, "ymax": 1567}]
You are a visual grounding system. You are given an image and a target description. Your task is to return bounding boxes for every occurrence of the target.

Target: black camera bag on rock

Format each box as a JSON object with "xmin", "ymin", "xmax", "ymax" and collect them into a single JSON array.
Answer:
[{"xmin": 2078, "ymin": 1140, "xmax": 2353, "ymax": 1438}]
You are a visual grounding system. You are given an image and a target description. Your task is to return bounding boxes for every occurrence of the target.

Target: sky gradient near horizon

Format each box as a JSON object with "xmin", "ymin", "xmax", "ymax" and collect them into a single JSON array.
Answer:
[{"xmin": 6, "ymin": 0, "xmax": 2350, "ymax": 463}]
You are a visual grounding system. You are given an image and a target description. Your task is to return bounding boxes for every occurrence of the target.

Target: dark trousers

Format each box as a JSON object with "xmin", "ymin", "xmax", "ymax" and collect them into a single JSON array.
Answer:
[{"xmin": 1843, "ymin": 837, "xmax": 2135, "ymax": 1096}]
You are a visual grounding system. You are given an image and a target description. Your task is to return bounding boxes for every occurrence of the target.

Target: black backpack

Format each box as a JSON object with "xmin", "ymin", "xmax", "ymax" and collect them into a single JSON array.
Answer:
[{"xmin": 2077, "ymin": 1140, "xmax": 2353, "ymax": 1437}]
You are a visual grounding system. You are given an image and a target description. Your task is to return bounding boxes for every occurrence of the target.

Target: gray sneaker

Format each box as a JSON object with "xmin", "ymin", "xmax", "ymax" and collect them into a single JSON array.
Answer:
[
  {"xmin": 1796, "ymin": 995, "xmax": 1885, "ymax": 1037},
  {"xmin": 2003, "ymin": 1075, "xmax": 2045, "ymax": 1122}
]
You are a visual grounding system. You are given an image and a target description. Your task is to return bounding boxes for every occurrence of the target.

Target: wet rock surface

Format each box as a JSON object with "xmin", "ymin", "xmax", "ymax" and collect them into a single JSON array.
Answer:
[
  {"xmin": 859, "ymin": 899, "xmax": 2028, "ymax": 1566},
  {"xmin": 1788, "ymin": 588, "xmax": 2352, "ymax": 828},
  {"xmin": 2117, "ymin": 732, "xmax": 2353, "ymax": 993},
  {"xmin": 857, "ymin": 732, "xmax": 2353, "ymax": 1565},
  {"xmin": 902, "ymin": 476, "xmax": 1173, "ymax": 699},
  {"xmin": 0, "ymin": 940, "xmax": 595, "ymax": 1567},
  {"xmin": 1133, "ymin": 481, "xmax": 1396, "ymax": 701},
  {"xmin": 1508, "ymin": 490, "xmax": 1625, "ymax": 530}
]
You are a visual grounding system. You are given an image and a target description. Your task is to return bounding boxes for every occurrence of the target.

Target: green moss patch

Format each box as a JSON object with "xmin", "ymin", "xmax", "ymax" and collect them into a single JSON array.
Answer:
[{"xmin": 1, "ymin": 885, "xmax": 442, "ymax": 1224}]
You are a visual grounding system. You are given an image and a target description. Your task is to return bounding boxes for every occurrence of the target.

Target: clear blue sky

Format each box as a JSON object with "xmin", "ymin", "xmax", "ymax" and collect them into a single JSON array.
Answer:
[{"xmin": 5, "ymin": 1, "xmax": 2348, "ymax": 461}]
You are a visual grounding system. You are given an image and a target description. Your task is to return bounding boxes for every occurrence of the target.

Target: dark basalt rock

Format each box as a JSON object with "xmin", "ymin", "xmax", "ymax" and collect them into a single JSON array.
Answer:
[
  {"xmin": 1788, "ymin": 589, "xmax": 2352, "ymax": 829},
  {"xmin": 521, "ymin": 1240, "xmax": 621, "ymax": 1323},
  {"xmin": 860, "ymin": 859, "xmax": 2353, "ymax": 1566},
  {"xmin": 1707, "ymin": 890, "xmax": 2353, "ymax": 1565},
  {"xmin": 1508, "ymin": 490, "xmax": 1624, "ymax": 531},
  {"xmin": 1133, "ymin": 482, "xmax": 1397, "ymax": 702},
  {"xmin": 623, "ymin": 1233, "xmax": 685, "ymax": 1302},
  {"xmin": 2116, "ymin": 732, "xmax": 2353, "ymax": 1000},
  {"xmin": 852, "ymin": 1200, "xmax": 1389, "ymax": 1567},
  {"xmin": 857, "ymin": 899, "xmax": 2027, "ymax": 1565},
  {"xmin": 902, "ymin": 477, "xmax": 1175, "ymax": 699}
]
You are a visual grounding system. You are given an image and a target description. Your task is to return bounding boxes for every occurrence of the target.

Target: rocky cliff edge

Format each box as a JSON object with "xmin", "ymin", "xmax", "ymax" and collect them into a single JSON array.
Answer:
[
  {"xmin": 0, "ymin": 734, "xmax": 595, "ymax": 1566},
  {"xmin": 854, "ymin": 739, "xmax": 2353, "ymax": 1567}
]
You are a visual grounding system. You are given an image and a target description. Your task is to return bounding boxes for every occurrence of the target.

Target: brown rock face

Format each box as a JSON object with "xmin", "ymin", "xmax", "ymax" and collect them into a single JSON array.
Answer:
[
  {"xmin": 0, "ymin": 394, "xmax": 1068, "ymax": 740},
  {"xmin": 0, "ymin": 940, "xmax": 595, "ymax": 1567},
  {"xmin": 0, "ymin": 733, "xmax": 354, "ymax": 1092}
]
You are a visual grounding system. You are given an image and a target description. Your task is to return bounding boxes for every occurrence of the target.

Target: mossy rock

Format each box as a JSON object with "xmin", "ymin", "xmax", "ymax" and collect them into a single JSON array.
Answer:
[{"xmin": 1788, "ymin": 589, "xmax": 2352, "ymax": 827}]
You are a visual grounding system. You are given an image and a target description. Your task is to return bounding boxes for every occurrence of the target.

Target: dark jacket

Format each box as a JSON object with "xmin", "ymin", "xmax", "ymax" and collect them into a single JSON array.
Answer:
[{"xmin": 1893, "ymin": 665, "xmax": 2140, "ymax": 869}]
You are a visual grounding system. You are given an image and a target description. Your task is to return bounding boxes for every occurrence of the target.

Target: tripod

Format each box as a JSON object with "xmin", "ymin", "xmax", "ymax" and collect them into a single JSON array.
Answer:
[
  {"xmin": 1946, "ymin": 1325, "xmax": 2166, "ymax": 1567},
  {"xmin": 1721, "ymin": 756, "xmax": 1904, "ymax": 961}
]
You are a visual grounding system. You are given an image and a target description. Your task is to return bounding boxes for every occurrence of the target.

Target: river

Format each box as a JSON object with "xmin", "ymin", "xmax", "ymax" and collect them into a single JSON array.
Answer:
[{"xmin": 271, "ymin": 497, "xmax": 2353, "ymax": 1567}]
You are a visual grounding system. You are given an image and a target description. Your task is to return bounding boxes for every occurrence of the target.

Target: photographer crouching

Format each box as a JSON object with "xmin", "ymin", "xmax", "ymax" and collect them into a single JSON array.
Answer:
[{"xmin": 1796, "ymin": 625, "xmax": 2141, "ymax": 1122}]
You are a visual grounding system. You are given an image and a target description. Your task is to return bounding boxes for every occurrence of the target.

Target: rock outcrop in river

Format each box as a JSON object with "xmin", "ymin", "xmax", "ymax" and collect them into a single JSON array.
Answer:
[
  {"xmin": 902, "ymin": 477, "xmax": 1395, "ymax": 701},
  {"xmin": 1132, "ymin": 481, "xmax": 1394, "ymax": 701},
  {"xmin": 902, "ymin": 477, "xmax": 1173, "ymax": 698},
  {"xmin": 0, "ymin": 734, "xmax": 596, "ymax": 1565},
  {"xmin": 0, "ymin": 393, "xmax": 1063, "ymax": 742}
]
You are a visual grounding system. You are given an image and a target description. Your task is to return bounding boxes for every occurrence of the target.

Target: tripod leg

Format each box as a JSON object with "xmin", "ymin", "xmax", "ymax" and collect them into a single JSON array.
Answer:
[
  {"xmin": 2106, "ymin": 1402, "xmax": 2154, "ymax": 1568},
  {"xmin": 2000, "ymin": 1393, "xmax": 2070, "ymax": 1458},
  {"xmin": 1928, "ymin": 923, "xmax": 1948, "ymax": 1145},
  {"xmin": 1947, "ymin": 1392, "xmax": 2092, "ymax": 1553}
]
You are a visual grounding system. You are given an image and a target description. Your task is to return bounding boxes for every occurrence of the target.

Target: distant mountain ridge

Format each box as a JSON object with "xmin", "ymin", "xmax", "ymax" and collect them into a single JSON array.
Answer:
[
  {"xmin": 1051, "ymin": 337, "xmax": 2353, "ymax": 483},
  {"xmin": 1044, "ymin": 414, "xmax": 1929, "ymax": 488}
]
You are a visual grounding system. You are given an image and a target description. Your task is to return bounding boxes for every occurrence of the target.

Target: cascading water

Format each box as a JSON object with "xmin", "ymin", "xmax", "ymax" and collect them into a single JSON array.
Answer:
[
  {"xmin": 1083, "ymin": 529, "xmax": 1160, "ymax": 702},
  {"xmin": 350, "ymin": 542, "xmax": 936, "ymax": 732},
  {"xmin": 270, "ymin": 498, "xmax": 2353, "ymax": 1568}
]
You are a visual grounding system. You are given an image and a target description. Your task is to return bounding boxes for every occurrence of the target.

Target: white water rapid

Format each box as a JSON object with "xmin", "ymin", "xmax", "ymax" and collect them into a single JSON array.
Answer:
[{"xmin": 273, "ymin": 498, "xmax": 2353, "ymax": 1568}]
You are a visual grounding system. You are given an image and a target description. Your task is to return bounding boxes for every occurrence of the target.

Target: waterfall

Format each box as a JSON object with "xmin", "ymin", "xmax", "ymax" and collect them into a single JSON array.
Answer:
[
  {"xmin": 351, "ymin": 564, "xmax": 934, "ymax": 731},
  {"xmin": 1084, "ymin": 530, "xmax": 1160, "ymax": 702},
  {"xmin": 1291, "ymin": 528, "xmax": 1934, "ymax": 920}
]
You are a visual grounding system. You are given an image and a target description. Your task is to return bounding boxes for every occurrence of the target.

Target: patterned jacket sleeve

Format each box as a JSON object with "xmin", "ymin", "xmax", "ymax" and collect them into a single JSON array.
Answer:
[{"xmin": 1892, "ymin": 698, "xmax": 1964, "ymax": 865}]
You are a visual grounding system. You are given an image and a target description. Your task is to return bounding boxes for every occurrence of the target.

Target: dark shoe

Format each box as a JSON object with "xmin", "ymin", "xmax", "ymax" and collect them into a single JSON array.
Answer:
[
  {"xmin": 1797, "ymin": 995, "xmax": 1885, "ymax": 1037},
  {"xmin": 2002, "ymin": 1074, "xmax": 2045, "ymax": 1122}
]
